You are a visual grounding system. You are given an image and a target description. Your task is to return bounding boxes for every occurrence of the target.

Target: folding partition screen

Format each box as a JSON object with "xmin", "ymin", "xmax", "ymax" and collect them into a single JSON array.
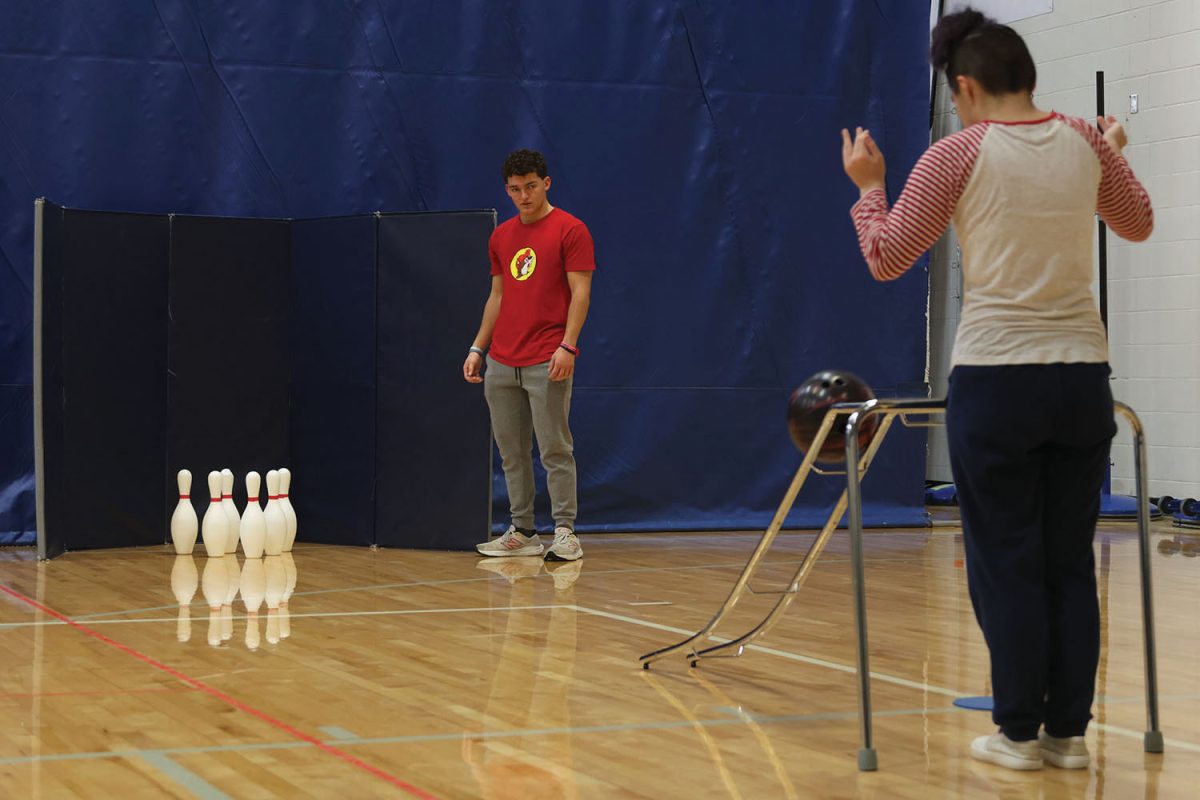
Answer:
[{"xmin": 35, "ymin": 201, "xmax": 494, "ymax": 557}]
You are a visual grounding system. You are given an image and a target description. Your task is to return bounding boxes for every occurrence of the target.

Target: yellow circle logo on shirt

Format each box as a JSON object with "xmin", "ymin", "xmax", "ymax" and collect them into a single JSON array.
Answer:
[{"xmin": 510, "ymin": 247, "xmax": 537, "ymax": 281}]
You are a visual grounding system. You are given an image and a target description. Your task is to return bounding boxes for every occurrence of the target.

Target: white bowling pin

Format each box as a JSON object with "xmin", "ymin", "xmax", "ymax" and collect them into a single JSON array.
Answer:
[
  {"xmin": 201, "ymin": 555, "xmax": 228, "ymax": 647},
  {"xmin": 263, "ymin": 470, "xmax": 286, "ymax": 556},
  {"xmin": 170, "ymin": 555, "xmax": 198, "ymax": 643},
  {"xmin": 170, "ymin": 470, "xmax": 198, "ymax": 555},
  {"xmin": 200, "ymin": 471, "xmax": 229, "ymax": 558},
  {"xmin": 221, "ymin": 469, "xmax": 240, "ymax": 554},
  {"xmin": 240, "ymin": 472, "xmax": 267, "ymax": 558},
  {"xmin": 278, "ymin": 468, "xmax": 297, "ymax": 551}
]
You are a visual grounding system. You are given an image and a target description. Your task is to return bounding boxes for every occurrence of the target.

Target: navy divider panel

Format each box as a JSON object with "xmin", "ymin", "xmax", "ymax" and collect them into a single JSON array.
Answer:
[
  {"xmin": 289, "ymin": 215, "xmax": 377, "ymax": 546},
  {"xmin": 167, "ymin": 217, "xmax": 291, "ymax": 520},
  {"xmin": 41, "ymin": 208, "xmax": 171, "ymax": 551},
  {"xmin": 36, "ymin": 202, "xmax": 67, "ymax": 558},
  {"xmin": 0, "ymin": 385, "xmax": 34, "ymax": 545},
  {"xmin": 375, "ymin": 212, "xmax": 494, "ymax": 550}
]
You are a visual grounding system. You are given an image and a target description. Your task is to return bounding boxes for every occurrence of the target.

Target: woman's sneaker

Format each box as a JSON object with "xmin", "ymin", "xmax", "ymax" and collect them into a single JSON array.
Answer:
[
  {"xmin": 970, "ymin": 733, "xmax": 1043, "ymax": 770},
  {"xmin": 476, "ymin": 526, "xmax": 544, "ymax": 557},
  {"xmin": 545, "ymin": 526, "xmax": 583, "ymax": 561},
  {"xmin": 1038, "ymin": 732, "xmax": 1090, "ymax": 769}
]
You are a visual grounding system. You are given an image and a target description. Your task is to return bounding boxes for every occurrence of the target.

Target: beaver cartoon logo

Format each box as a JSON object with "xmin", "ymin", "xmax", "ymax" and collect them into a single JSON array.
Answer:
[{"xmin": 510, "ymin": 247, "xmax": 537, "ymax": 282}]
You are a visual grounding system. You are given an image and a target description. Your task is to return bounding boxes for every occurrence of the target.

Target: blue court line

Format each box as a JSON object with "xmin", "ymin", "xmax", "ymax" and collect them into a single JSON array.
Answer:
[
  {"xmin": 2, "ymin": 704, "xmax": 1198, "ymax": 768},
  {"xmin": 319, "ymin": 726, "xmax": 360, "ymax": 741},
  {"xmin": 0, "ymin": 705, "xmax": 959, "ymax": 767},
  {"xmin": 139, "ymin": 752, "xmax": 232, "ymax": 800},
  {"xmin": 0, "ymin": 741, "xmax": 310, "ymax": 766}
]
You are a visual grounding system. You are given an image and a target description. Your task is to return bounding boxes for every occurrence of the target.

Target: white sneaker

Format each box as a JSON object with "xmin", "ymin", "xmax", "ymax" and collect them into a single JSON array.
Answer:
[
  {"xmin": 970, "ymin": 733, "xmax": 1043, "ymax": 771},
  {"xmin": 1039, "ymin": 732, "xmax": 1089, "ymax": 769},
  {"xmin": 476, "ymin": 526, "xmax": 544, "ymax": 557},
  {"xmin": 545, "ymin": 526, "xmax": 582, "ymax": 562}
]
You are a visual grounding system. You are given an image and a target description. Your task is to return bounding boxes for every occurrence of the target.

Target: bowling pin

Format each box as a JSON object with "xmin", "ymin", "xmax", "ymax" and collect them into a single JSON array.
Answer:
[
  {"xmin": 201, "ymin": 555, "xmax": 229, "ymax": 647},
  {"xmin": 263, "ymin": 470, "xmax": 286, "ymax": 557},
  {"xmin": 170, "ymin": 470, "xmax": 198, "ymax": 555},
  {"xmin": 201, "ymin": 471, "xmax": 229, "ymax": 558},
  {"xmin": 170, "ymin": 555, "xmax": 198, "ymax": 643},
  {"xmin": 221, "ymin": 469, "xmax": 240, "ymax": 554},
  {"xmin": 240, "ymin": 557, "xmax": 266, "ymax": 651},
  {"xmin": 278, "ymin": 468, "xmax": 297, "ymax": 552},
  {"xmin": 240, "ymin": 472, "xmax": 267, "ymax": 558},
  {"xmin": 265, "ymin": 555, "xmax": 286, "ymax": 645}
]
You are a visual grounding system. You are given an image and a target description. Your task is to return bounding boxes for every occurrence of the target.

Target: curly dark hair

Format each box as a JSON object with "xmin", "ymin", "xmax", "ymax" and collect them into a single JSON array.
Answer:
[
  {"xmin": 502, "ymin": 149, "xmax": 548, "ymax": 181},
  {"xmin": 931, "ymin": 8, "xmax": 1036, "ymax": 95}
]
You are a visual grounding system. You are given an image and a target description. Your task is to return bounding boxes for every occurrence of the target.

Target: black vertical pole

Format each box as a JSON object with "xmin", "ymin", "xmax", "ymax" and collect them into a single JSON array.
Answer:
[
  {"xmin": 1096, "ymin": 71, "xmax": 1116, "ymax": 502},
  {"xmin": 929, "ymin": 0, "xmax": 946, "ymax": 130},
  {"xmin": 1097, "ymin": 71, "xmax": 1109, "ymax": 331}
]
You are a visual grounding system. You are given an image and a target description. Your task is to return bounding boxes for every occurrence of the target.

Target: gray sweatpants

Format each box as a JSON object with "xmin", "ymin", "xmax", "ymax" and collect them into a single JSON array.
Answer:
[{"xmin": 484, "ymin": 356, "xmax": 577, "ymax": 531}]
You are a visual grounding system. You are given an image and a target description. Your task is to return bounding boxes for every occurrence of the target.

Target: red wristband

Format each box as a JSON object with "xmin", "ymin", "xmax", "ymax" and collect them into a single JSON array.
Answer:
[{"xmin": 559, "ymin": 342, "xmax": 579, "ymax": 357}]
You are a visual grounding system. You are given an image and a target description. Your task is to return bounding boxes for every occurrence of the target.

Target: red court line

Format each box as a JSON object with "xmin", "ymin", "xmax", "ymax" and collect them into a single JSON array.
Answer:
[{"xmin": 0, "ymin": 583, "xmax": 439, "ymax": 800}]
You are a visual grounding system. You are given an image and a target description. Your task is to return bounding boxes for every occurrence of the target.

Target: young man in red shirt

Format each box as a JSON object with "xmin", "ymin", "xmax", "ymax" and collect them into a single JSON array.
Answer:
[{"xmin": 464, "ymin": 149, "xmax": 595, "ymax": 561}]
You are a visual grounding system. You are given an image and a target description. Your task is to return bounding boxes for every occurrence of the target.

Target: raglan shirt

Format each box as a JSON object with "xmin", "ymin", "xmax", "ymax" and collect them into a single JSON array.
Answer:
[{"xmin": 850, "ymin": 112, "xmax": 1153, "ymax": 367}]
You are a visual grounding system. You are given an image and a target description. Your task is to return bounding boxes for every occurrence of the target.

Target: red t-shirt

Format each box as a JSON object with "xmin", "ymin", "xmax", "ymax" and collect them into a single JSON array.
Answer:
[{"xmin": 488, "ymin": 208, "xmax": 596, "ymax": 367}]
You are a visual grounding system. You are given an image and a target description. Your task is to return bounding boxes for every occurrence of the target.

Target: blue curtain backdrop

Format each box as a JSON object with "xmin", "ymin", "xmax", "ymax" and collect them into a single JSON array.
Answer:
[{"xmin": 0, "ymin": 1, "xmax": 931, "ymax": 543}]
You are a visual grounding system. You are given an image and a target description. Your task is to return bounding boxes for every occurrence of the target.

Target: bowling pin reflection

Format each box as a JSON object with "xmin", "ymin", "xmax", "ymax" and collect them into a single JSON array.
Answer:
[
  {"xmin": 170, "ymin": 555, "xmax": 198, "ymax": 642},
  {"xmin": 264, "ymin": 555, "xmax": 286, "ymax": 645},
  {"xmin": 241, "ymin": 558, "xmax": 266, "ymax": 651},
  {"xmin": 173, "ymin": 552, "xmax": 299, "ymax": 650},
  {"xmin": 201, "ymin": 556, "xmax": 228, "ymax": 647},
  {"xmin": 221, "ymin": 554, "xmax": 240, "ymax": 642},
  {"xmin": 279, "ymin": 552, "xmax": 296, "ymax": 639}
]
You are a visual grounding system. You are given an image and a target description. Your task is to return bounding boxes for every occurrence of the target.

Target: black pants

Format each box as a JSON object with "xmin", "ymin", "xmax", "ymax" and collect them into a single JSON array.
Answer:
[{"xmin": 947, "ymin": 363, "xmax": 1116, "ymax": 741}]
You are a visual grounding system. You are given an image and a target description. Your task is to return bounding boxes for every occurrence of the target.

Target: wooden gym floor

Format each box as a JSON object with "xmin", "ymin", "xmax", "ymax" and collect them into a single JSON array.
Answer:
[{"xmin": 0, "ymin": 520, "xmax": 1197, "ymax": 798}]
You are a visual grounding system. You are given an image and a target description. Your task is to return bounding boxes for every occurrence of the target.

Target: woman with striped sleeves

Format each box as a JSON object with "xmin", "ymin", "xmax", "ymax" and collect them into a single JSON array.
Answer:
[{"xmin": 841, "ymin": 9, "xmax": 1153, "ymax": 772}]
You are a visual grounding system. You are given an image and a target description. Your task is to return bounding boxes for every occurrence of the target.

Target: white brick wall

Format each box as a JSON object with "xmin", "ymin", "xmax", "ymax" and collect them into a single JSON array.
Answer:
[{"xmin": 926, "ymin": 0, "xmax": 1200, "ymax": 500}]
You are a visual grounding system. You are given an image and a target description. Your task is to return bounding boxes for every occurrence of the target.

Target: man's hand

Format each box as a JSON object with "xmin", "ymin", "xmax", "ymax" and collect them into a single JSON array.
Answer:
[
  {"xmin": 464, "ymin": 352, "xmax": 484, "ymax": 383},
  {"xmin": 1098, "ymin": 115, "xmax": 1127, "ymax": 156},
  {"xmin": 548, "ymin": 348, "xmax": 575, "ymax": 382},
  {"xmin": 841, "ymin": 127, "xmax": 886, "ymax": 194}
]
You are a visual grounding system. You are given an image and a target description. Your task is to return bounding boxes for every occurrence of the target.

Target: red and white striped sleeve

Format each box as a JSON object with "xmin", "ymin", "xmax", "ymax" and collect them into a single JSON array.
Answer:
[
  {"xmin": 850, "ymin": 124, "xmax": 988, "ymax": 281},
  {"xmin": 1063, "ymin": 115, "xmax": 1154, "ymax": 242}
]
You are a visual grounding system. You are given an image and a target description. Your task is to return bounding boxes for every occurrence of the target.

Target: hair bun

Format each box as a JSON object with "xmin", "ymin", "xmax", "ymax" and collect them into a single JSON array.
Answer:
[{"xmin": 931, "ymin": 9, "xmax": 991, "ymax": 71}]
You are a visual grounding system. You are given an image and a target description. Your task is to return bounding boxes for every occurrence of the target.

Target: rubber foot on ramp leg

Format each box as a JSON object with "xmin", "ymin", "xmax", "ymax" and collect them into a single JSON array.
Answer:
[{"xmin": 858, "ymin": 748, "xmax": 877, "ymax": 771}]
